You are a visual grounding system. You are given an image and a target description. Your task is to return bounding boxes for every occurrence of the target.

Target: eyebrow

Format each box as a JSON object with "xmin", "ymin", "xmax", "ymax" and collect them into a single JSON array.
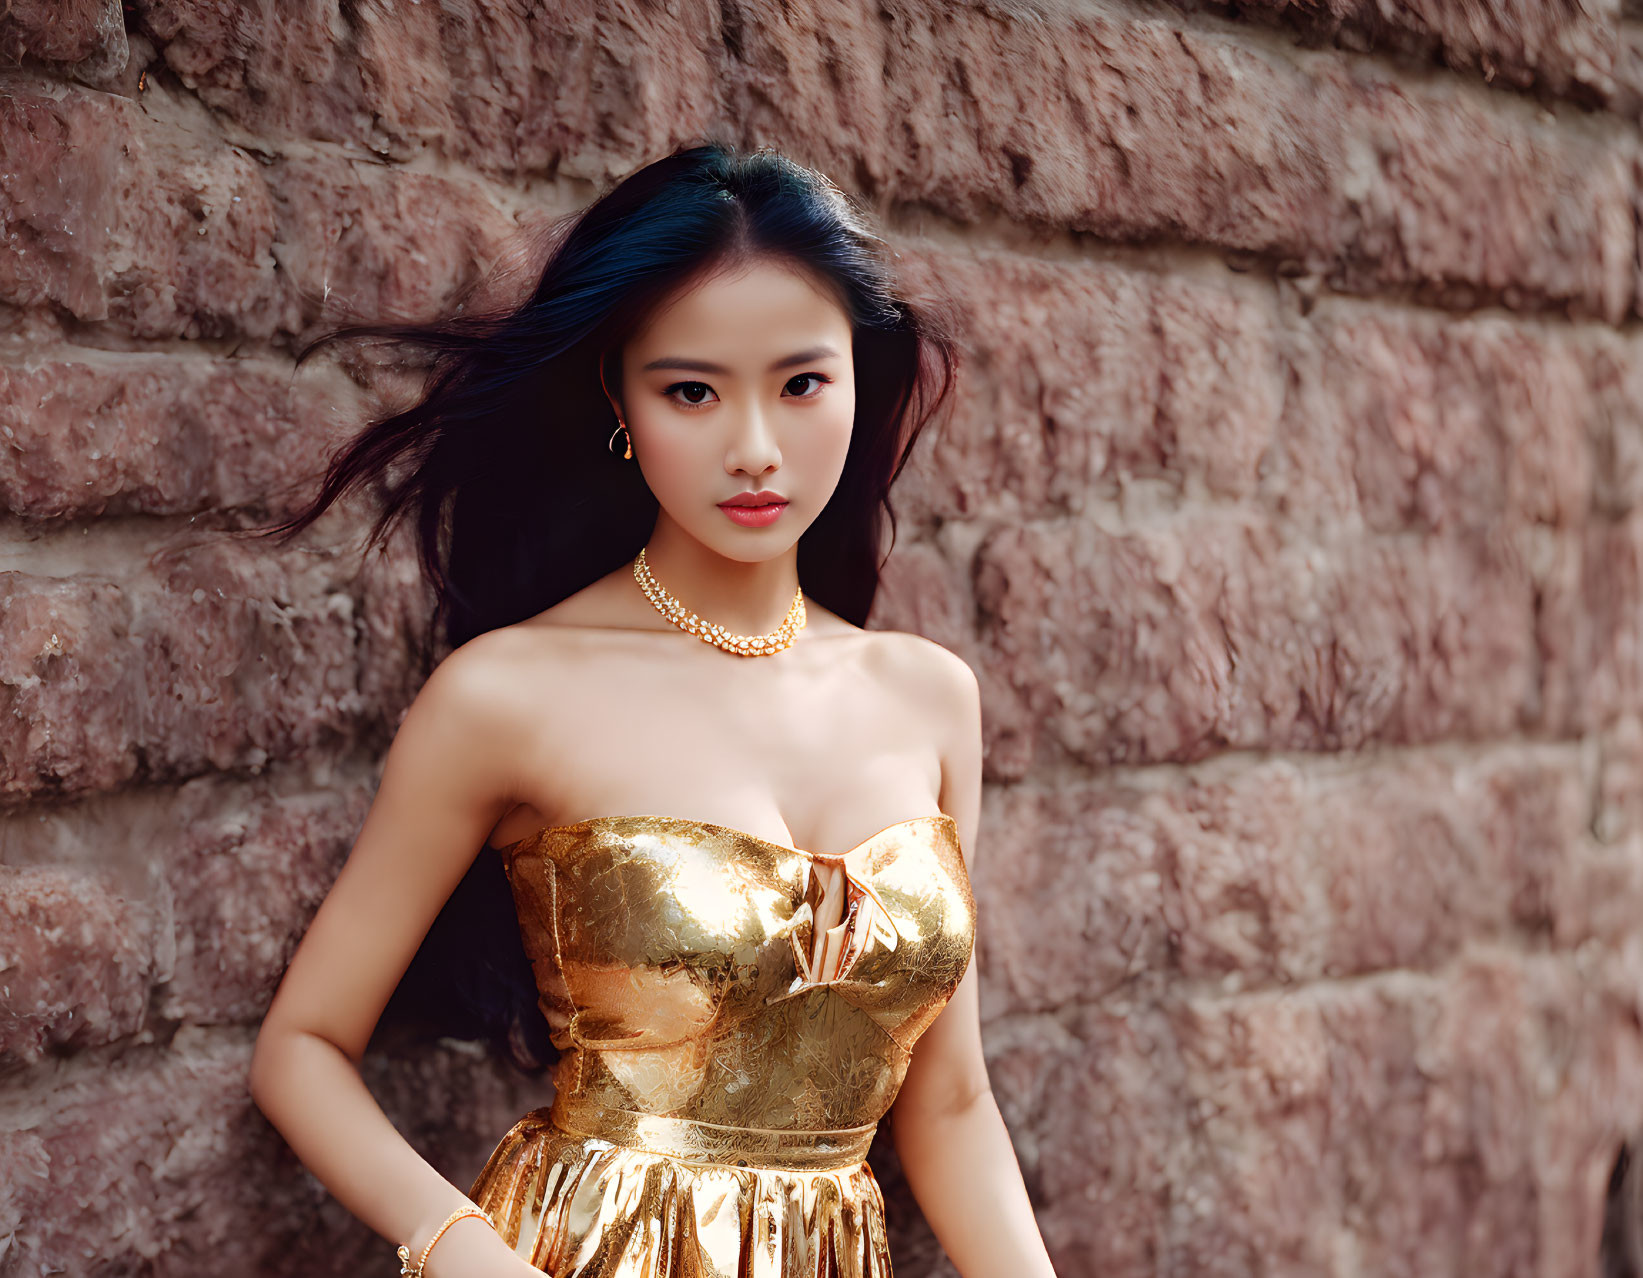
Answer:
[{"xmin": 639, "ymin": 345, "xmax": 844, "ymax": 375}]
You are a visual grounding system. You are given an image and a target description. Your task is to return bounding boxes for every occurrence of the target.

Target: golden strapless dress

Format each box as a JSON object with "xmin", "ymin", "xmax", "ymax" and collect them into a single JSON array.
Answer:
[{"xmin": 466, "ymin": 812, "xmax": 976, "ymax": 1277}]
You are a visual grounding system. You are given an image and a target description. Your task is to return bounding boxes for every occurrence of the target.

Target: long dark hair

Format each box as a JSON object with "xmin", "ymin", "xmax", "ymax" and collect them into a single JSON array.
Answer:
[{"xmin": 255, "ymin": 139, "xmax": 961, "ymax": 1073}]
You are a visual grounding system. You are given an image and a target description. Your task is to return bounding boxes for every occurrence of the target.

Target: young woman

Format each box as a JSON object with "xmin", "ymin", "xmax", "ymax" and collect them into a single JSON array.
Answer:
[{"xmin": 248, "ymin": 142, "xmax": 1058, "ymax": 1278}]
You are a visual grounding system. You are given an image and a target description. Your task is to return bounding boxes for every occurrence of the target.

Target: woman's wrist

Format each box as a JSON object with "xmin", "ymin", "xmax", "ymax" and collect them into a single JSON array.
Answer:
[{"xmin": 399, "ymin": 1199, "xmax": 496, "ymax": 1275}]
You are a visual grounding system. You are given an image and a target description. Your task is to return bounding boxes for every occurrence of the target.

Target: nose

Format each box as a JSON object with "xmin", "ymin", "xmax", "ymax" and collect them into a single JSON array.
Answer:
[{"xmin": 724, "ymin": 400, "xmax": 782, "ymax": 478}]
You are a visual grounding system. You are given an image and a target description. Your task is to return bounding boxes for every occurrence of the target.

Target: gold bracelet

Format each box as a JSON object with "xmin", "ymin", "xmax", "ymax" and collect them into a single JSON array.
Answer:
[{"xmin": 397, "ymin": 1204, "xmax": 494, "ymax": 1276}]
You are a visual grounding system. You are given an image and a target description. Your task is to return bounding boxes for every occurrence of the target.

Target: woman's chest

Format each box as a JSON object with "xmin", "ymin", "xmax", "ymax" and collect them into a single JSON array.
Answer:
[
  {"xmin": 500, "ymin": 637, "xmax": 945, "ymax": 853},
  {"xmin": 503, "ymin": 815, "xmax": 975, "ymax": 1054}
]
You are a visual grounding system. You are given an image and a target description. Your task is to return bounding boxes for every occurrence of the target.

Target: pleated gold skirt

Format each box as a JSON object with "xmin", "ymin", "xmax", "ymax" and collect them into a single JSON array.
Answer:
[{"xmin": 467, "ymin": 1093, "xmax": 895, "ymax": 1277}]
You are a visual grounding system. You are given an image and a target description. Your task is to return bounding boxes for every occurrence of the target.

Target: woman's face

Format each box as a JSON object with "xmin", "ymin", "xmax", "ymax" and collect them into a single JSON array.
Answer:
[{"xmin": 616, "ymin": 257, "xmax": 857, "ymax": 562}]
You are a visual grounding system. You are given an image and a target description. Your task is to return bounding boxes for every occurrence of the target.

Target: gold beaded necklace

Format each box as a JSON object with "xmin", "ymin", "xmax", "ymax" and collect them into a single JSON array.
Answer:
[{"xmin": 632, "ymin": 547, "xmax": 806, "ymax": 657}]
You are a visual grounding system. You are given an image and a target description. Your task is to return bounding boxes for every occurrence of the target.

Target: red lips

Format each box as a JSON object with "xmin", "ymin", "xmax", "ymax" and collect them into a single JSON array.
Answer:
[{"xmin": 719, "ymin": 490, "xmax": 788, "ymax": 507}]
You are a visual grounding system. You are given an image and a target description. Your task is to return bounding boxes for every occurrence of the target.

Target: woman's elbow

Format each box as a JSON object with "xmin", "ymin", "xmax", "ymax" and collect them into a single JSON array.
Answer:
[
  {"xmin": 247, "ymin": 1017, "xmax": 307, "ymax": 1114},
  {"xmin": 892, "ymin": 1074, "xmax": 994, "ymax": 1130}
]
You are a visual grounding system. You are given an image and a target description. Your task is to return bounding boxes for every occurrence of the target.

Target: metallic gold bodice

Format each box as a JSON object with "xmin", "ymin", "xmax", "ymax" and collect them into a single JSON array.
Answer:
[{"xmin": 497, "ymin": 813, "xmax": 976, "ymax": 1148}]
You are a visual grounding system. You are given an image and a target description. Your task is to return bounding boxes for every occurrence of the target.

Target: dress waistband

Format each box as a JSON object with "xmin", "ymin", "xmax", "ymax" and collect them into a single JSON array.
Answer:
[{"xmin": 548, "ymin": 1091, "xmax": 878, "ymax": 1172}]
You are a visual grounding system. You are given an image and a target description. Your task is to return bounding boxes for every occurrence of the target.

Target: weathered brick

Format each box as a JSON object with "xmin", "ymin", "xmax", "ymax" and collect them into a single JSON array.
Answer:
[
  {"xmin": 0, "ymin": 83, "xmax": 284, "ymax": 338},
  {"xmin": 0, "ymin": 527, "xmax": 424, "ymax": 805},
  {"xmin": 0, "ymin": 0, "xmax": 127, "ymax": 81},
  {"xmin": 154, "ymin": 778, "xmax": 375, "ymax": 1024},
  {"xmin": 1276, "ymin": 303, "xmax": 1604, "ymax": 534},
  {"xmin": 0, "ymin": 1029, "xmax": 548, "ymax": 1276},
  {"xmin": 1536, "ymin": 508, "xmax": 1643, "ymax": 735},
  {"xmin": 968, "ymin": 515, "xmax": 1537, "ymax": 775},
  {"xmin": 118, "ymin": 2, "xmax": 1637, "ymax": 316},
  {"xmin": 1161, "ymin": 0, "xmax": 1630, "ymax": 112},
  {"xmin": 0, "ymin": 83, "xmax": 520, "ymax": 341},
  {"xmin": 992, "ymin": 951, "xmax": 1643, "ymax": 1276},
  {"xmin": 890, "ymin": 248, "xmax": 1284, "ymax": 526},
  {"xmin": 983, "ymin": 1001, "xmax": 1184, "ymax": 1274},
  {"xmin": 267, "ymin": 151, "xmax": 521, "ymax": 344},
  {"xmin": 0, "ymin": 866, "xmax": 155, "ymax": 1061},
  {"xmin": 130, "ymin": 0, "xmax": 723, "ymax": 177},
  {"xmin": 726, "ymin": 1, "xmax": 1636, "ymax": 319},
  {"xmin": 1595, "ymin": 715, "xmax": 1643, "ymax": 843},
  {"xmin": 974, "ymin": 749, "xmax": 1627, "ymax": 1017},
  {"xmin": 0, "ymin": 767, "xmax": 385, "ymax": 1056},
  {"xmin": 890, "ymin": 250, "xmax": 1635, "ymax": 538},
  {"xmin": 0, "ymin": 353, "xmax": 366, "ymax": 520}
]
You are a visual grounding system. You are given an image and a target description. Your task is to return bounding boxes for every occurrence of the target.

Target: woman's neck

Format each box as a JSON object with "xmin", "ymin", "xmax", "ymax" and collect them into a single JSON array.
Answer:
[{"xmin": 638, "ymin": 524, "xmax": 802, "ymax": 636}]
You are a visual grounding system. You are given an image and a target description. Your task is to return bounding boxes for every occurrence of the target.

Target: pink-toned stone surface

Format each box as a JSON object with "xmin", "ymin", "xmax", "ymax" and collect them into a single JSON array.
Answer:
[
  {"xmin": 128, "ymin": 0, "xmax": 725, "ymax": 175},
  {"xmin": 0, "ymin": 0, "xmax": 127, "ymax": 81},
  {"xmin": 105, "ymin": 1, "xmax": 1636, "ymax": 319},
  {"xmin": 0, "ymin": 526, "xmax": 426, "ymax": 804},
  {"xmin": 1161, "ymin": 0, "xmax": 1638, "ymax": 112},
  {"xmin": 0, "ymin": 770, "xmax": 387, "ymax": 1048},
  {"xmin": 0, "ymin": 865, "xmax": 155, "ymax": 1060},
  {"xmin": 970, "ymin": 753, "xmax": 1640, "ymax": 1016},
  {"xmin": 3, "ymin": 3, "xmax": 1643, "ymax": 1278},
  {"xmin": 0, "ymin": 81, "xmax": 523, "ymax": 343},
  {"xmin": 0, "ymin": 1029, "xmax": 547, "ymax": 1276},
  {"xmin": 0, "ymin": 354, "xmax": 365, "ymax": 520}
]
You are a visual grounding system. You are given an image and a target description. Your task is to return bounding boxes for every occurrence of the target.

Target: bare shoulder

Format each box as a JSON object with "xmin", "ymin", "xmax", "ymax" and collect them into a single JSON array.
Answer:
[
  {"xmin": 865, "ymin": 629, "xmax": 981, "ymax": 738},
  {"xmin": 866, "ymin": 630, "xmax": 982, "ymax": 859},
  {"xmin": 408, "ymin": 624, "xmax": 566, "ymax": 746},
  {"xmin": 870, "ymin": 628, "xmax": 977, "ymax": 695}
]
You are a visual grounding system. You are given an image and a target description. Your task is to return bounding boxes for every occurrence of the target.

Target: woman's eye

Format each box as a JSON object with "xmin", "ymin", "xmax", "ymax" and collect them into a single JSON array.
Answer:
[
  {"xmin": 664, "ymin": 381, "xmax": 717, "ymax": 408},
  {"xmin": 785, "ymin": 373, "xmax": 831, "ymax": 398}
]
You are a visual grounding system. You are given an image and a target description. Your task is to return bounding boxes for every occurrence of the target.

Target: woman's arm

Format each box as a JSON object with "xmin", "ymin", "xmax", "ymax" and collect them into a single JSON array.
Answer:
[
  {"xmin": 247, "ymin": 637, "xmax": 544, "ymax": 1277},
  {"xmin": 887, "ymin": 644, "xmax": 1059, "ymax": 1278}
]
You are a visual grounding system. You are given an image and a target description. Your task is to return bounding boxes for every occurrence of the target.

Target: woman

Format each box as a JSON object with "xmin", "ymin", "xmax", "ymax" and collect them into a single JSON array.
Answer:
[{"xmin": 248, "ymin": 141, "xmax": 1057, "ymax": 1278}]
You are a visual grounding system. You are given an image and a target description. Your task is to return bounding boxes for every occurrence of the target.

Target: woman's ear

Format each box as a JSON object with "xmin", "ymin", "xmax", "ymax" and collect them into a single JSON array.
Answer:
[{"xmin": 599, "ymin": 353, "xmax": 626, "ymax": 425}]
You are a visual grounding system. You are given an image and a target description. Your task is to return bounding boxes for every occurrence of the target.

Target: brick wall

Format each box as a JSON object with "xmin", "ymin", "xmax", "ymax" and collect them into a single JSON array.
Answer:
[{"xmin": 3, "ymin": 2, "xmax": 1642, "ymax": 1276}]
